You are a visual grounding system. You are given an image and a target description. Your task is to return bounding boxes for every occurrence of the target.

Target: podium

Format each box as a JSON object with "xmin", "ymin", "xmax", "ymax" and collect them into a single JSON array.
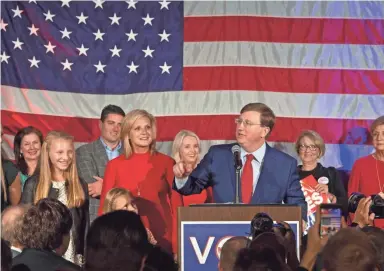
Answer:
[{"xmin": 178, "ymin": 204, "xmax": 302, "ymax": 271}]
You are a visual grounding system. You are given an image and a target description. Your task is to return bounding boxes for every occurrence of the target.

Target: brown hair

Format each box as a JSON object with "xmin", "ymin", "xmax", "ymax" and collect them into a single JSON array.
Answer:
[
  {"xmin": 35, "ymin": 131, "xmax": 85, "ymax": 208},
  {"xmin": 120, "ymin": 109, "xmax": 157, "ymax": 158},
  {"xmin": 240, "ymin": 103, "xmax": 276, "ymax": 137},
  {"xmin": 371, "ymin": 116, "xmax": 384, "ymax": 135},
  {"xmin": 171, "ymin": 130, "xmax": 201, "ymax": 163},
  {"xmin": 16, "ymin": 198, "xmax": 73, "ymax": 251},
  {"xmin": 322, "ymin": 228, "xmax": 378, "ymax": 271},
  {"xmin": 219, "ymin": 236, "xmax": 248, "ymax": 271},
  {"xmin": 295, "ymin": 130, "xmax": 326, "ymax": 157},
  {"xmin": 102, "ymin": 187, "xmax": 134, "ymax": 214}
]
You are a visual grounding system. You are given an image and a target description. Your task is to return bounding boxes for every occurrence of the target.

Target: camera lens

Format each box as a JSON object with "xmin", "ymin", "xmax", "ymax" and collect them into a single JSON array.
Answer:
[
  {"xmin": 250, "ymin": 213, "xmax": 274, "ymax": 239},
  {"xmin": 348, "ymin": 192, "xmax": 365, "ymax": 213}
]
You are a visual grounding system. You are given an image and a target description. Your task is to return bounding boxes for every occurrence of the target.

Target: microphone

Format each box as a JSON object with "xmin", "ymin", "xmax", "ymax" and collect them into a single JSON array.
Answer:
[
  {"xmin": 231, "ymin": 144, "xmax": 242, "ymax": 204},
  {"xmin": 231, "ymin": 145, "xmax": 242, "ymax": 170}
]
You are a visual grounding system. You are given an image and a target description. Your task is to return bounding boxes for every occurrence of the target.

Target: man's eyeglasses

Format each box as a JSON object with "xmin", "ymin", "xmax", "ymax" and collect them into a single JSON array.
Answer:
[
  {"xmin": 299, "ymin": 144, "xmax": 318, "ymax": 152},
  {"xmin": 235, "ymin": 118, "xmax": 263, "ymax": 128}
]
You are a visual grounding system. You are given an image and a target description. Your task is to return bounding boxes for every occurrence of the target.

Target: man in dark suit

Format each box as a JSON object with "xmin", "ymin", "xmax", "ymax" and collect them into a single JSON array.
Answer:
[
  {"xmin": 12, "ymin": 198, "xmax": 80, "ymax": 271},
  {"xmin": 173, "ymin": 103, "xmax": 307, "ymax": 220},
  {"xmin": 1, "ymin": 204, "xmax": 29, "ymax": 258},
  {"xmin": 76, "ymin": 105, "xmax": 125, "ymax": 221}
]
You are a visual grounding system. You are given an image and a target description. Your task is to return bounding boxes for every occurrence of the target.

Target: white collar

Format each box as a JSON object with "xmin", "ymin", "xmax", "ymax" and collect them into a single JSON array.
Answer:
[
  {"xmin": 240, "ymin": 142, "xmax": 267, "ymax": 163},
  {"xmin": 11, "ymin": 246, "xmax": 22, "ymax": 253}
]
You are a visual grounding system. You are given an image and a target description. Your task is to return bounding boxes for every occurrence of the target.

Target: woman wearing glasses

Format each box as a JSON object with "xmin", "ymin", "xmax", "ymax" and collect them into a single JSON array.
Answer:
[{"xmin": 295, "ymin": 130, "xmax": 347, "ymax": 213}]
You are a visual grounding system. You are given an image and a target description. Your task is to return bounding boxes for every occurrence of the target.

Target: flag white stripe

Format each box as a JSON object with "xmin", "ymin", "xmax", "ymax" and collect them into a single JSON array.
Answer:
[
  {"xmin": 1, "ymin": 86, "xmax": 382, "ymax": 120},
  {"xmin": 1, "ymin": 134, "xmax": 373, "ymax": 171},
  {"xmin": 183, "ymin": 42, "xmax": 384, "ymax": 70},
  {"xmin": 184, "ymin": 1, "xmax": 384, "ymax": 19}
]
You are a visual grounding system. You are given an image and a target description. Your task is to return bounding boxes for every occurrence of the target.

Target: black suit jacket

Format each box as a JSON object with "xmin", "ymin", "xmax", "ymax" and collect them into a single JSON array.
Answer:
[
  {"xmin": 21, "ymin": 175, "xmax": 90, "ymax": 257},
  {"xmin": 12, "ymin": 248, "xmax": 80, "ymax": 271},
  {"xmin": 298, "ymin": 163, "xmax": 348, "ymax": 216}
]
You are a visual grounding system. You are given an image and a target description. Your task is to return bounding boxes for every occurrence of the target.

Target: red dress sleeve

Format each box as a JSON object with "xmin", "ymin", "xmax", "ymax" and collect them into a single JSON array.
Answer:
[
  {"xmin": 98, "ymin": 158, "xmax": 118, "ymax": 216},
  {"xmin": 348, "ymin": 159, "xmax": 362, "ymax": 196},
  {"xmin": 165, "ymin": 157, "xmax": 184, "ymax": 254}
]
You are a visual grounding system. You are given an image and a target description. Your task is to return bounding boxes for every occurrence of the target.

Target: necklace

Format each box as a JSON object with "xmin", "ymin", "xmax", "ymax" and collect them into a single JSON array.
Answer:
[{"xmin": 373, "ymin": 154, "xmax": 384, "ymax": 192}]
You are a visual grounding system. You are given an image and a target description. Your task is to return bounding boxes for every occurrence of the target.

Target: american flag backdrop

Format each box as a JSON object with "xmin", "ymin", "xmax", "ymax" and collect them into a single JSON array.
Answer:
[{"xmin": 1, "ymin": 0, "xmax": 383, "ymax": 177}]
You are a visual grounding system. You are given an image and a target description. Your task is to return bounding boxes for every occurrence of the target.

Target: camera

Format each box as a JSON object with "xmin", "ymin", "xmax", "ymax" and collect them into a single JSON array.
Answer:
[
  {"xmin": 250, "ymin": 213, "xmax": 274, "ymax": 239},
  {"xmin": 250, "ymin": 213, "xmax": 288, "ymax": 239},
  {"xmin": 348, "ymin": 192, "xmax": 384, "ymax": 219}
]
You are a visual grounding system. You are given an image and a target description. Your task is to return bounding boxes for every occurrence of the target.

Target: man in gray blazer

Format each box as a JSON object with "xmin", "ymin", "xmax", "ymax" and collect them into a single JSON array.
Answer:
[
  {"xmin": 76, "ymin": 105, "xmax": 125, "ymax": 221},
  {"xmin": 1, "ymin": 204, "xmax": 30, "ymax": 258}
]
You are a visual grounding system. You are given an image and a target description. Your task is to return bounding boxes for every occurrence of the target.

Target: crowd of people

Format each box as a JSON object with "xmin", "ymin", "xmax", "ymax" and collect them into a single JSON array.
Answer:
[{"xmin": 1, "ymin": 102, "xmax": 383, "ymax": 271}]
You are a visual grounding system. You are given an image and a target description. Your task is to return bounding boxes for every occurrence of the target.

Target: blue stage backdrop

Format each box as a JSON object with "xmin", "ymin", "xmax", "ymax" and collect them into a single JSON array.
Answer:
[{"xmin": 180, "ymin": 221, "xmax": 300, "ymax": 271}]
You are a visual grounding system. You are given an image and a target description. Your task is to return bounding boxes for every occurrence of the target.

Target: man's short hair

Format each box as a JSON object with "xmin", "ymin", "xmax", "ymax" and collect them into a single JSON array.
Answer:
[
  {"xmin": 361, "ymin": 226, "xmax": 384, "ymax": 271},
  {"xmin": 1, "ymin": 204, "xmax": 30, "ymax": 245},
  {"xmin": 322, "ymin": 228, "xmax": 378, "ymax": 271},
  {"xmin": 219, "ymin": 236, "xmax": 248, "ymax": 271},
  {"xmin": 240, "ymin": 103, "xmax": 276, "ymax": 137},
  {"xmin": 16, "ymin": 198, "xmax": 72, "ymax": 251},
  {"xmin": 100, "ymin": 105, "xmax": 125, "ymax": 122},
  {"xmin": 85, "ymin": 210, "xmax": 151, "ymax": 271}
]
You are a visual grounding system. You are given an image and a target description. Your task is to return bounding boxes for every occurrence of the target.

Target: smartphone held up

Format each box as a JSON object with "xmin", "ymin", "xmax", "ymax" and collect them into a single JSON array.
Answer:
[{"xmin": 319, "ymin": 204, "xmax": 342, "ymax": 237}]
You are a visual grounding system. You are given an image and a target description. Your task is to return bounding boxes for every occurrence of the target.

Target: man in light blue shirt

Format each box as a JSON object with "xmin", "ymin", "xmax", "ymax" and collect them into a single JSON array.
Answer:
[
  {"xmin": 76, "ymin": 105, "xmax": 125, "ymax": 221},
  {"xmin": 100, "ymin": 137, "xmax": 122, "ymax": 161}
]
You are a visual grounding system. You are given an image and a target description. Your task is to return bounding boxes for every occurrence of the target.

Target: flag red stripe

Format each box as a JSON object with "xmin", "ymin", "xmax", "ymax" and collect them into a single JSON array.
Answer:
[
  {"xmin": 1, "ymin": 110, "xmax": 374, "ymax": 144},
  {"xmin": 184, "ymin": 16, "xmax": 384, "ymax": 44},
  {"xmin": 183, "ymin": 67, "xmax": 384, "ymax": 94}
]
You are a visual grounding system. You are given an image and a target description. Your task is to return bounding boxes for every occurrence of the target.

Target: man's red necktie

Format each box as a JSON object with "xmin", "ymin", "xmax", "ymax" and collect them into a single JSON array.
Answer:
[{"xmin": 241, "ymin": 154, "xmax": 254, "ymax": 203}]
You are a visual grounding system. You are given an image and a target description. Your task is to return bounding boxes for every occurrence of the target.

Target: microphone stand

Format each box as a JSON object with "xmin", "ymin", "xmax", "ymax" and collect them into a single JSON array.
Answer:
[{"xmin": 235, "ymin": 168, "xmax": 241, "ymax": 204}]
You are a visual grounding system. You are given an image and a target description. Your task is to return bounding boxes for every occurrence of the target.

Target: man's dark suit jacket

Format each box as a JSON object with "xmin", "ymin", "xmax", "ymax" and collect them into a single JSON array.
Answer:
[
  {"xmin": 76, "ymin": 139, "xmax": 122, "ymax": 221},
  {"xmin": 12, "ymin": 248, "xmax": 80, "ymax": 271},
  {"xmin": 173, "ymin": 143, "xmax": 307, "ymax": 220},
  {"xmin": 11, "ymin": 248, "xmax": 21, "ymax": 258}
]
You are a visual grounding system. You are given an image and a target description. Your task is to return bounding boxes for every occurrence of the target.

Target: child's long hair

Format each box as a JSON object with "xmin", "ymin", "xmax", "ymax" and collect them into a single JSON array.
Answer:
[
  {"xmin": 103, "ymin": 187, "xmax": 133, "ymax": 214},
  {"xmin": 34, "ymin": 131, "xmax": 85, "ymax": 208}
]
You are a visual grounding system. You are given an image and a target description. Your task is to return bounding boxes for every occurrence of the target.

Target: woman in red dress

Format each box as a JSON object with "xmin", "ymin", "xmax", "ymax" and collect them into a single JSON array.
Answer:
[
  {"xmin": 171, "ymin": 130, "xmax": 212, "ymax": 206},
  {"xmin": 348, "ymin": 116, "xmax": 384, "ymax": 228},
  {"xmin": 98, "ymin": 109, "xmax": 183, "ymax": 254}
]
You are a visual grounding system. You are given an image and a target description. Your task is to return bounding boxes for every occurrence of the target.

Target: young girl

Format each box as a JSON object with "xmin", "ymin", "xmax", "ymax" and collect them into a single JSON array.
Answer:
[
  {"xmin": 21, "ymin": 131, "xmax": 89, "ymax": 266},
  {"xmin": 103, "ymin": 187, "xmax": 157, "ymax": 245}
]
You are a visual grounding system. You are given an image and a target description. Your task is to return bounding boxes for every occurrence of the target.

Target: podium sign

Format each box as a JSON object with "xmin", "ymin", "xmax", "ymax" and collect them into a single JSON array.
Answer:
[{"xmin": 180, "ymin": 221, "xmax": 299, "ymax": 271}]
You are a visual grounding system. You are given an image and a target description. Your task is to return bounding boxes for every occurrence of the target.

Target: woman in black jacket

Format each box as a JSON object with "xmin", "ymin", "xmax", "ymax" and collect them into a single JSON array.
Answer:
[
  {"xmin": 296, "ymin": 130, "xmax": 348, "ymax": 215},
  {"xmin": 22, "ymin": 131, "xmax": 89, "ymax": 266}
]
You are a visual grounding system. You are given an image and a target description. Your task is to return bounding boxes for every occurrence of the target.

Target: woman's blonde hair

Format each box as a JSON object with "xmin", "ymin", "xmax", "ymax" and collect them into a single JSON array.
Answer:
[
  {"xmin": 295, "ymin": 130, "xmax": 326, "ymax": 158},
  {"xmin": 120, "ymin": 109, "xmax": 157, "ymax": 158},
  {"xmin": 35, "ymin": 131, "xmax": 85, "ymax": 208},
  {"xmin": 171, "ymin": 130, "xmax": 201, "ymax": 163},
  {"xmin": 102, "ymin": 187, "xmax": 134, "ymax": 214}
]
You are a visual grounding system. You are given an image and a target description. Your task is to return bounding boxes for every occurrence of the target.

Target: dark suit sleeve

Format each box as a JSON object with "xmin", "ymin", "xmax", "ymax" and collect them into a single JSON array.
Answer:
[
  {"xmin": 284, "ymin": 159, "xmax": 307, "ymax": 221},
  {"xmin": 172, "ymin": 147, "xmax": 214, "ymax": 196},
  {"xmin": 328, "ymin": 167, "xmax": 348, "ymax": 216},
  {"xmin": 76, "ymin": 146, "xmax": 98, "ymax": 184},
  {"xmin": 21, "ymin": 176, "xmax": 37, "ymax": 204}
]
